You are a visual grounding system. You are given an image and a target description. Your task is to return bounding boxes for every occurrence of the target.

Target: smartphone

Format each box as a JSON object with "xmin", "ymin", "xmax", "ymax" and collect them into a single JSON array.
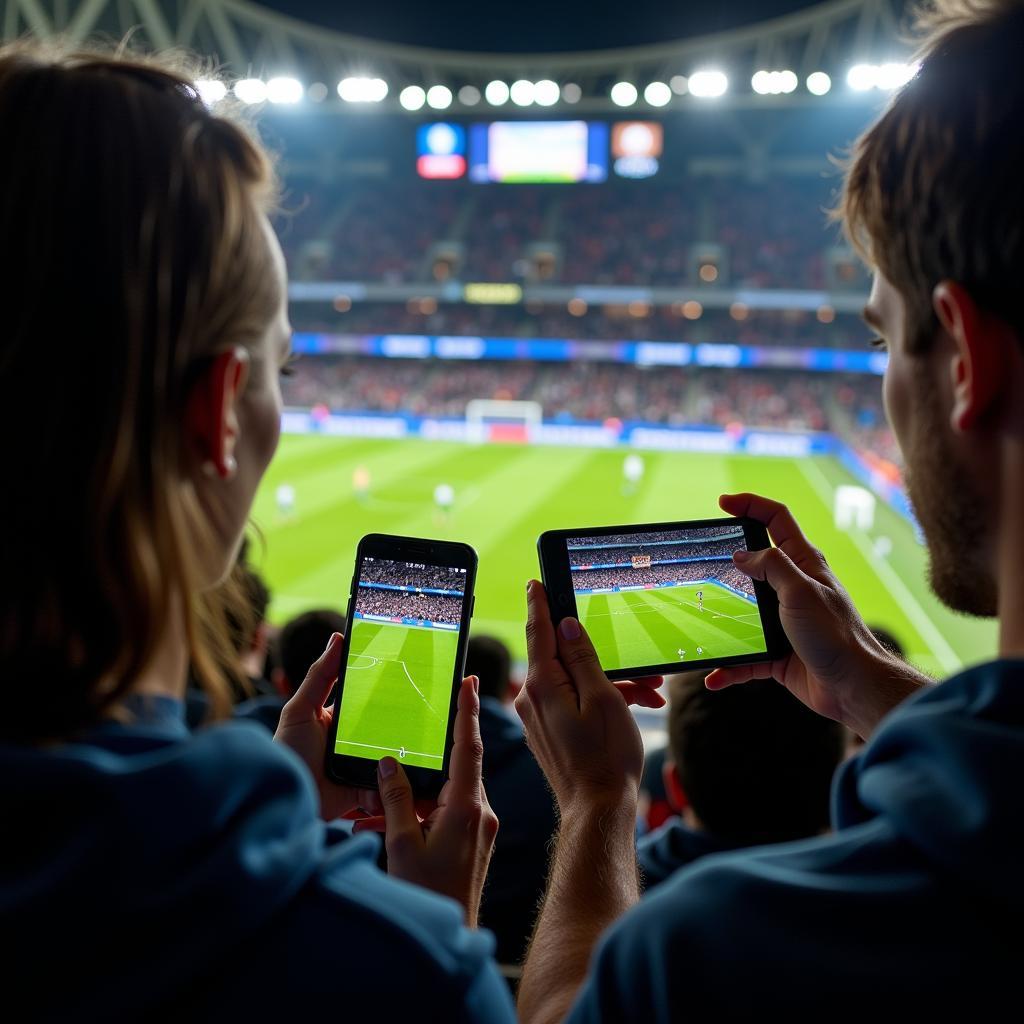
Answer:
[
  {"xmin": 537, "ymin": 516, "xmax": 788, "ymax": 680},
  {"xmin": 325, "ymin": 534, "xmax": 477, "ymax": 798}
]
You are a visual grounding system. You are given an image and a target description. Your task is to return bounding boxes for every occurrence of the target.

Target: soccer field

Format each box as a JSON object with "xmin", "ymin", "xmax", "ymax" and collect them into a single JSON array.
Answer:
[
  {"xmin": 252, "ymin": 434, "xmax": 997, "ymax": 677},
  {"xmin": 335, "ymin": 618, "xmax": 459, "ymax": 770},
  {"xmin": 578, "ymin": 583, "xmax": 766, "ymax": 673}
]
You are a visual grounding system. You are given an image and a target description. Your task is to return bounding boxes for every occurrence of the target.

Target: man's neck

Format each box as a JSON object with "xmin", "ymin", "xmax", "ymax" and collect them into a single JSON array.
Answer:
[{"xmin": 998, "ymin": 433, "xmax": 1024, "ymax": 659}]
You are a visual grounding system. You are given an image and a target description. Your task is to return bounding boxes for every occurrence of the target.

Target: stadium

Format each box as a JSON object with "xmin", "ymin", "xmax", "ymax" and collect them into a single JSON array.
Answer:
[{"xmin": 14, "ymin": 0, "xmax": 985, "ymax": 674}]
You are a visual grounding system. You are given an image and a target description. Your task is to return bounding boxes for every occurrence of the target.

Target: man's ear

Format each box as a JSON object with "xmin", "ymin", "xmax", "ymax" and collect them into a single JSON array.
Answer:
[
  {"xmin": 933, "ymin": 281, "xmax": 1009, "ymax": 433},
  {"xmin": 271, "ymin": 667, "xmax": 292, "ymax": 700},
  {"xmin": 662, "ymin": 759, "xmax": 688, "ymax": 814},
  {"xmin": 186, "ymin": 347, "xmax": 250, "ymax": 477}
]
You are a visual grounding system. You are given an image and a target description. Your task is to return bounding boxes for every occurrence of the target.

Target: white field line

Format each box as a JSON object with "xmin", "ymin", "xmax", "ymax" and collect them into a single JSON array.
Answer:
[
  {"xmin": 398, "ymin": 659, "xmax": 444, "ymax": 721},
  {"xmin": 799, "ymin": 458, "xmax": 960, "ymax": 673},
  {"xmin": 337, "ymin": 739, "xmax": 442, "ymax": 761}
]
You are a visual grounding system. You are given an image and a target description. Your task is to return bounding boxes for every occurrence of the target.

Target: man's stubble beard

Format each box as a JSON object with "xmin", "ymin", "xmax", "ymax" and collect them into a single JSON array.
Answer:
[{"xmin": 903, "ymin": 381, "xmax": 998, "ymax": 618}]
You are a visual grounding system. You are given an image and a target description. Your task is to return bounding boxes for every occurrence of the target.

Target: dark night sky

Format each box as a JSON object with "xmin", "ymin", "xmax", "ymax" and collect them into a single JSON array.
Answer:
[{"xmin": 258, "ymin": 1, "xmax": 822, "ymax": 53}]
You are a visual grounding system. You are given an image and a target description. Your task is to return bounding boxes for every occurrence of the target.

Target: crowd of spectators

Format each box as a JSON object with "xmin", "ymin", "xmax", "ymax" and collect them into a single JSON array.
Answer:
[
  {"xmin": 572, "ymin": 560, "xmax": 753, "ymax": 594},
  {"xmin": 362, "ymin": 561, "xmax": 464, "ymax": 592},
  {"xmin": 571, "ymin": 544, "xmax": 741, "ymax": 567},
  {"xmin": 356, "ymin": 586, "xmax": 462, "ymax": 625},
  {"xmin": 569, "ymin": 529, "xmax": 741, "ymax": 549},
  {"xmin": 279, "ymin": 178, "xmax": 858, "ymax": 292},
  {"xmin": 281, "ymin": 355, "xmax": 896, "ymax": 460}
]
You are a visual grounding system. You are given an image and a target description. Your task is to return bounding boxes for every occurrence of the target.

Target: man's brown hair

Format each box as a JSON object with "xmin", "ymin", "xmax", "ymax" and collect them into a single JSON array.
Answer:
[{"xmin": 840, "ymin": 0, "xmax": 1024, "ymax": 351}]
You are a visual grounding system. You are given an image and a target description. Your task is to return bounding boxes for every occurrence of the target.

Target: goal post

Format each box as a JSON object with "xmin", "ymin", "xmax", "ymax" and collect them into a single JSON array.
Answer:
[{"xmin": 465, "ymin": 399, "xmax": 544, "ymax": 444}]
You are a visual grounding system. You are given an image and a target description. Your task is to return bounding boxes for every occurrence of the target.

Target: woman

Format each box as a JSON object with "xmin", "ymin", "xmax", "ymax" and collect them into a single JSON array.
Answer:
[{"xmin": 0, "ymin": 45, "xmax": 510, "ymax": 1020}]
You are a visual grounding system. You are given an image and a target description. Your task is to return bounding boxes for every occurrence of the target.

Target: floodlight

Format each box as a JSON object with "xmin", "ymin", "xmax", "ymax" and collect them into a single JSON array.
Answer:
[
  {"xmin": 485, "ymin": 80, "xmax": 510, "ymax": 105},
  {"xmin": 806, "ymin": 71, "xmax": 831, "ymax": 95},
  {"xmin": 562, "ymin": 82, "xmax": 582, "ymax": 103},
  {"xmin": 689, "ymin": 70, "xmax": 728, "ymax": 98},
  {"xmin": 195, "ymin": 79, "xmax": 227, "ymax": 105},
  {"xmin": 267, "ymin": 77, "xmax": 303, "ymax": 104},
  {"xmin": 458, "ymin": 85, "xmax": 481, "ymax": 105},
  {"xmin": 643, "ymin": 81, "xmax": 672, "ymax": 106},
  {"xmin": 426, "ymin": 85, "xmax": 453, "ymax": 109},
  {"xmin": 233, "ymin": 78, "xmax": 267, "ymax": 104},
  {"xmin": 510, "ymin": 79, "xmax": 536, "ymax": 106},
  {"xmin": 534, "ymin": 79, "xmax": 559, "ymax": 106},
  {"xmin": 610, "ymin": 81, "xmax": 638, "ymax": 107},
  {"xmin": 400, "ymin": 85, "xmax": 426, "ymax": 110}
]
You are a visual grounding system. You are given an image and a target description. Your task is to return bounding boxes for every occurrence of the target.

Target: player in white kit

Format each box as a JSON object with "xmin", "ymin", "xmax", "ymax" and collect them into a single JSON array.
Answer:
[{"xmin": 275, "ymin": 483, "xmax": 295, "ymax": 518}]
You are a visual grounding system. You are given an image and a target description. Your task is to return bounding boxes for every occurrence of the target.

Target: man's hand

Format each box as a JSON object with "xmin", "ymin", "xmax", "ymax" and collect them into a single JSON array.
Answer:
[
  {"xmin": 353, "ymin": 677, "xmax": 498, "ymax": 927},
  {"xmin": 515, "ymin": 580, "xmax": 665, "ymax": 814},
  {"xmin": 707, "ymin": 492, "xmax": 932, "ymax": 738},
  {"xmin": 274, "ymin": 633, "xmax": 382, "ymax": 822}
]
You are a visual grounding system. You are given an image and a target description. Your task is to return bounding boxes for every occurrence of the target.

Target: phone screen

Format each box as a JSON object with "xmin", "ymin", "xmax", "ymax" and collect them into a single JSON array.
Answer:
[
  {"xmin": 568, "ymin": 523, "xmax": 768, "ymax": 673},
  {"xmin": 333, "ymin": 556, "xmax": 468, "ymax": 771}
]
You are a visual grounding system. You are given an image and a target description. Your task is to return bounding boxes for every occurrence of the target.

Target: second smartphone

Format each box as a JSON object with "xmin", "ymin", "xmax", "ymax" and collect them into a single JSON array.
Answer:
[
  {"xmin": 538, "ymin": 516, "xmax": 789, "ymax": 680},
  {"xmin": 325, "ymin": 534, "xmax": 477, "ymax": 798}
]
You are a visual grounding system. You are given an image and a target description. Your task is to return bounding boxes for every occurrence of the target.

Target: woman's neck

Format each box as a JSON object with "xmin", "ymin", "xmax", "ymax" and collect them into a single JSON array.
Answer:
[{"xmin": 130, "ymin": 597, "xmax": 190, "ymax": 702}]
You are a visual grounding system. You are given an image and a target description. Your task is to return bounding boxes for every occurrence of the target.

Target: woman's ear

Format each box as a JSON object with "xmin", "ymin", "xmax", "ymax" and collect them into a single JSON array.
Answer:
[{"xmin": 185, "ymin": 347, "xmax": 250, "ymax": 478}]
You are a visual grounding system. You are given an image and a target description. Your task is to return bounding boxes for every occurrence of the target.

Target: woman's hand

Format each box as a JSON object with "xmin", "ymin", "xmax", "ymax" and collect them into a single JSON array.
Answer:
[
  {"xmin": 353, "ymin": 677, "xmax": 499, "ymax": 927},
  {"xmin": 274, "ymin": 633, "xmax": 382, "ymax": 822}
]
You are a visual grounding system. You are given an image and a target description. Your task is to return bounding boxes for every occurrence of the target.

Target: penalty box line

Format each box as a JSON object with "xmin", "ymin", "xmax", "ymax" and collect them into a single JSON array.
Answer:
[{"xmin": 338, "ymin": 739, "xmax": 442, "ymax": 761}]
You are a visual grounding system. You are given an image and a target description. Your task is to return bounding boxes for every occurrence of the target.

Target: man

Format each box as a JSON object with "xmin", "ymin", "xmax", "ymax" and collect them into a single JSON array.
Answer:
[
  {"xmin": 638, "ymin": 672, "xmax": 844, "ymax": 889},
  {"xmin": 515, "ymin": 2, "xmax": 1024, "ymax": 1017},
  {"xmin": 696, "ymin": 588, "xmax": 703, "ymax": 612},
  {"xmin": 465, "ymin": 635, "xmax": 558, "ymax": 965}
]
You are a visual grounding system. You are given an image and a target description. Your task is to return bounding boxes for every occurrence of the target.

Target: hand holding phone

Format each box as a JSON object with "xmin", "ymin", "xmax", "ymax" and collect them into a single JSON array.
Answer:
[
  {"xmin": 326, "ymin": 535, "xmax": 477, "ymax": 799},
  {"xmin": 354, "ymin": 676, "xmax": 499, "ymax": 926}
]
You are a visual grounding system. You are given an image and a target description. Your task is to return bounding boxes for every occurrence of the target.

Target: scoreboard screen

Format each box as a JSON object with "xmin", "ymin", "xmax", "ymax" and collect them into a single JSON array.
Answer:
[{"xmin": 468, "ymin": 121, "xmax": 608, "ymax": 183}]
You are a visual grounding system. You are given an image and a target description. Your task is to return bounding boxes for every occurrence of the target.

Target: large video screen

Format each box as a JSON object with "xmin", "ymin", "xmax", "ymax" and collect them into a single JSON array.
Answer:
[{"xmin": 469, "ymin": 121, "xmax": 608, "ymax": 183}]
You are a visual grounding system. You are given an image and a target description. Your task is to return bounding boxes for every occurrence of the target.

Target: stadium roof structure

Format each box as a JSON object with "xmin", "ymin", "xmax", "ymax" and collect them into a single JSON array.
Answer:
[{"xmin": 5, "ymin": 0, "xmax": 914, "ymax": 110}]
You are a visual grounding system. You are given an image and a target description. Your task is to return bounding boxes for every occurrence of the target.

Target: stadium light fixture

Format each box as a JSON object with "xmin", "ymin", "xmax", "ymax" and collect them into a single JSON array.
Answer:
[
  {"xmin": 338, "ymin": 77, "xmax": 388, "ymax": 102},
  {"xmin": 847, "ymin": 64, "xmax": 877, "ymax": 91},
  {"xmin": 458, "ymin": 84, "xmax": 481, "ymax": 106},
  {"xmin": 806, "ymin": 71, "xmax": 832, "ymax": 96},
  {"xmin": 670, "ymin": 75, "xmax": 689, "ymax": 95},
  {"xmin": 610, "ymin": 81, "xmax": 638, "ymax": 107},
  {"xmin": 751, "ymin": 70, "xmax": 797, "ymax": 96},
  {"xmin": 485, "ymin": 80, "xmax": 510, "ymax": 105},
  {"xmin": 426, "ymin": 85, "xmax": 453, "ymax": 109},
  {"xmin": 195, "ymin": 79, "xmax": 227, "ymax": 105},
  {"xmin": 266, "ymin": 76, "xmax": 303, "ymax": 104},
  {"xmin": 234, "ymin": 78, "xmax": 267, "ymax": 104},
  {"xmin": 689, "ymin": 70, "xmax": 728, "ymax": 98},
  {"xmin": 562, "ymin": 82, "xmax": 582, "ymax": 103},
  {"xmin": 534, "ymin": 79, "xmax": 559, "ymax": 106},
  {"xmin": 643, "ymin": 81, "xmax": 672, "ymax": 107},
  {"xmin": 847, "ymin": 62, "xmax": 917, "ymax": 92},
  {"xmin": 510, "ymin": 79, "xmax": 536, "ymax": 106},
  {"xmin": 308, "ymin": 82, "xmax": 329, "ymax": 102},
  {"xmin": 399, "ymin": 85, "xmax": 426, "ymax": 110}
]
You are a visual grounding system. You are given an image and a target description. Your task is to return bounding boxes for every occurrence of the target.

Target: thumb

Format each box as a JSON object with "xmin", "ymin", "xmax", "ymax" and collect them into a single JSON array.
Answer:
[
  {"xmin": 285, "ymin": 632, "xmax": 343, "ymax": 717},
  {"xmin": 378, "ymin": 757, "xmax": 422, "ymax": 858},
  {"xmin": 554, "ymin": 616, "xmax": 611, "ymax": 705},
  {"xmin": 733, "ymin": 546, "xmax": 812, "ymax": 605}
]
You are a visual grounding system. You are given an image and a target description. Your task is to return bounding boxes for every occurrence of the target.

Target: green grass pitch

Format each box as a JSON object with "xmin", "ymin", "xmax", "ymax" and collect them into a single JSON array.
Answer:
[
  {"xmin": 251, "ymin": 434, "xmax": 997, "ymax": 678},
  {"xmin": 578, "ymin": 583, "xmax": 766, "ymax": 673},
  {"xmin": 334, "ymin": 618, "xmax": 459, "ymax": 770}
]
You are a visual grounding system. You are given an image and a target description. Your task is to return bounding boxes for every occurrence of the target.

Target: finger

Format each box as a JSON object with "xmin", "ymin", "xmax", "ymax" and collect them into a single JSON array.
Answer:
[
  {"xmin": 357, "ymin": 789, "xmax": 383, "ymax": 816},
  {"xmin": 445, "ymin": 676, "xmax": 485, "ymax": 804},
  {"xmin": 629, "ymin": 675, "xmax": 664, "ymax": 689},
  {"xmin": 525, "ymin": 579, "xmax": 560, "ymax": 669},
  {"xmin": 732, "ymin": 546, "xmax": 816, "ymax": 607},
  {"xmin": 718, "ymin": 493, "xmax": 825, "ymax": 574},
  {"xmin": 554, "ymin": 616, "xmax": 613, "ymax": 706},
  {"xmin": 378, "ymin": 757, "xmax": 423, "ymax": 856},
  {"xmin": 613, "ymin": 682, "xmax": 668, "ymax": 709},
  {"xmin": 705, "ymin": 663, "xmax": 774, "ymax": 690},
  {"xmin": 285, "ymin": 632, "xmax": 343, "ymax": 717}
]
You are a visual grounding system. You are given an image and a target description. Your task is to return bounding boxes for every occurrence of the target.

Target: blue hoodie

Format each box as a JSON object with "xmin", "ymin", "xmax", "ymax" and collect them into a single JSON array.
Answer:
[
  {"xmin": 0, "ymin": 697, "xmax": 516, "ymax": 1022},
  {"xmin": 567, "ymin": 660, "xmax": 1024, "ymax": 1019}
]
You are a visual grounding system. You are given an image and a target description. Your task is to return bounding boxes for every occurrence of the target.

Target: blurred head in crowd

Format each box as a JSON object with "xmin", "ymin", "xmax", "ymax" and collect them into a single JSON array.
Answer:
[
  {"xmin": 466, "ymin": 635, "xmax": 513, "ymax": 703},
  {"xmin": 273, "ymin": 608, "xmax": 346, "ymax": 698},
  {"xmin": 664, "ymin": 672, "xmax": 845, "ymax": 846},
  {"xmin": 841, "ymin": 0, "xmax": 1024, "ymax": 618},
  {"xmin": 0, "ymin": 46, "xmax": 289, "ymax": 738},
  {"xmin": 224, "ymin": 564, "xmax": 272, "ymax": 683}
]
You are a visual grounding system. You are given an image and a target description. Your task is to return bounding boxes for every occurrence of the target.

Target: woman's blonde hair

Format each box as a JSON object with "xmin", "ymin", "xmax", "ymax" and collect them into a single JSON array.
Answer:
[{"xmin": 0, "ymin": 43, "xmax": 279, "ymax": 740}]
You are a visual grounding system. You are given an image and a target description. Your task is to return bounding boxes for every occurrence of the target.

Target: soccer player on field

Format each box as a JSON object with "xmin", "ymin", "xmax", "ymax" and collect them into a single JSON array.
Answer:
[{"xmin": 696, "ymin": 589, "xmax": 703, "ymax": 612}]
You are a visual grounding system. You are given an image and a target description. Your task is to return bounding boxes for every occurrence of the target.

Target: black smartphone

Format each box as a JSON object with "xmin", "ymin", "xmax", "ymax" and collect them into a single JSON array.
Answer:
[
  {"xmin": 325, "ymin": 534, "xmax": 477, "ymax": 798},
  {"xmin": 537, "ymin": 516, "xmax": 788, "ymax": 680}
]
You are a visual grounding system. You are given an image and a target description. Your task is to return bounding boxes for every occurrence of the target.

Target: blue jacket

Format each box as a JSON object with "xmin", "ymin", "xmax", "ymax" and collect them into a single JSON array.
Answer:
[
  {"xmin": 637, "ymin": 819, "xmax": 745, "ymax": 890},
  {"xmin": 568, "ymin": 660, "xmax": 1024, "ymax": 1019},
  {"xmin": 0, "ymin": 696, "xmax": 516, "ymax": 1022}
]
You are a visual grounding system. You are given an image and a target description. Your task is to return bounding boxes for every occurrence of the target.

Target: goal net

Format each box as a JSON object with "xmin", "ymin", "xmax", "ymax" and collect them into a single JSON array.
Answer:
[{"xmin": 465, "ymin": 399, "xmax": 544, "ymax": 445}]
